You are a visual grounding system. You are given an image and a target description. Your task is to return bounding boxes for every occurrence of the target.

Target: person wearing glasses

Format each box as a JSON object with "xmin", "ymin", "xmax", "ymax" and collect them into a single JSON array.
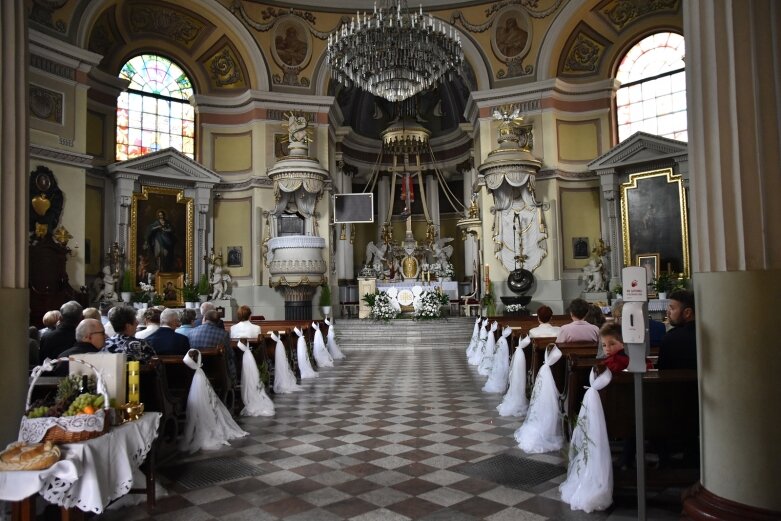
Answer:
[
  {"xmin": 102, "ymin": 306, "xmax": 157, "ymax": 363},
  {"xmin": 52, "ymin": 319, "xmax": 106, "ymax": 376}
]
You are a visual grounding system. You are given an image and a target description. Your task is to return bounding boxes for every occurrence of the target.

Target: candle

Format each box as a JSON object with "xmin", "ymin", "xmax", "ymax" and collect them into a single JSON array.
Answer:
[{"xmin": 127, "ymin": 361, "xmax": 140, "ymax": 403}]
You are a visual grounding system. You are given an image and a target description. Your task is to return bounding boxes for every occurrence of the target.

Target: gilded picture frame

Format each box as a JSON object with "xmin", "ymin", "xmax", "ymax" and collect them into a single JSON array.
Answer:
[
  {"xmin": 130, "ymin": 186, "xmax": 194, "ymax": 287},
  {"xmin": 636, "ymin": 253, "xmax": 660, "ymax": 279},
  {"xmin": 157, "ymin": 271, "xmax": 184, "ymax": 307},
  {"xmin": 621, "ymin": 168, "xmax": 690, "ymax": 276}
]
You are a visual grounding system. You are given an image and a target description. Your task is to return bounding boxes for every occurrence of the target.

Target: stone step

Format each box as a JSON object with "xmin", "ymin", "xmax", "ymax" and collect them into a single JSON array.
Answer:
[{"xmin": 334, "ymin": 317, "xmax": 476, "ymax": 351}]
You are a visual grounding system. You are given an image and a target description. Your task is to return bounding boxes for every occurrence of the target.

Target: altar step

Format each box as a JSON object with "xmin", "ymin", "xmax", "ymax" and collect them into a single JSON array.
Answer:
[{"xmin": 334, "ymin": 317, "xmax": 476, "ymax": 351}]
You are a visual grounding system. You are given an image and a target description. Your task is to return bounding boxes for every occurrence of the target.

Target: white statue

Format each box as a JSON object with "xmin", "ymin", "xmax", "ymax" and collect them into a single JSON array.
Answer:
[
  {"xmin": 582, "ymin": 258, "xmax": 606, "ymax": 292},
  {"xmin": 210, "ymin": 265, "xmax": 232, "ymax": 300},
  {"xmin": 286, "ymin": 114, "xmax": 311, "ymax": 144},
  {"xmin": 432, "ymin": 237, "xmax": 454, "ymax": 265},
  {"xmin": 95, "ymin": 265, "xmax": 117, "ymax": 302},
  {"xmin": 365, "ymin": 241, "xmax": 387, "ymax": 267}
]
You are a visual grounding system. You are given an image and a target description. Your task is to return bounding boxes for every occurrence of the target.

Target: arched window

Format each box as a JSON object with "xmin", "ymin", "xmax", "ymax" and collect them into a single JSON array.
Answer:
[
  {"xmin": 116, "ymin": 55, "xmax": 195, "ymax": 160},
  {"xmin": 616, "ymin": 32, "xmax": 686, "ymax": 142}
]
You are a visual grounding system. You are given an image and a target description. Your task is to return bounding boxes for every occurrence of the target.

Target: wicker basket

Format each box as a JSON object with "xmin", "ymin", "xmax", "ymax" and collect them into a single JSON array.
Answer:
[{"xmin": 19, "ymin": 357, "xmax": 111, "ymax": 444}]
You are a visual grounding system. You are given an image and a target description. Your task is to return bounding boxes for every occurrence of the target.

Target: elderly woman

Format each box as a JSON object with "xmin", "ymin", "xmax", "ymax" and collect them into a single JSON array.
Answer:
[
  {"xmin": 102, "ymin": 305, "xmax": 157, "ymax": 363},
  {"xmin": 230, "ymin": 305, "xmax": 261, "ymax": 339}
]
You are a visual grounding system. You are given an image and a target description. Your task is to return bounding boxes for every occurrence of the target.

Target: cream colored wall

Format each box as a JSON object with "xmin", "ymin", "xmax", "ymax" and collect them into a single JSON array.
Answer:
[
  {"xmin": 214, "ymin": 197, "xmax": 252, "ymax": 278},
  {"xmin": 560, "ymin": 187, "xmax": 601, "ymax": 271},
  {"xmin": 84, "ymin": 184, "xmax": 104, "ymax": 276},
  {"xmin": 212, "ymin": 133, "xmax": 253, "ymax": 173},
  {"xmin": 556, "ymin": 119, "xmax": 601, "ymax": 162}
]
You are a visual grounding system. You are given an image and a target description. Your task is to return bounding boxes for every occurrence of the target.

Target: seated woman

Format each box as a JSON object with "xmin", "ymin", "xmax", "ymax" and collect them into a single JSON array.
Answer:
[
  {"xmin": 528, "ymin": 305, "xmax": 561, "ymax": 338},
  {"xmin": 102, "ymin": 305, "xmax": 157, "ymax": 363},
  {"xmin": 230, "ymin": 305, "xmax": 261, "ymax": 339}
]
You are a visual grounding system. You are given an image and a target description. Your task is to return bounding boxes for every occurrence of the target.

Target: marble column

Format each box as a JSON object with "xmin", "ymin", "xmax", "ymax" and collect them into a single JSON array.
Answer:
[
  {"xmin": 425, "ymin": 175, "xmax": 440, "ymax": 230},
  {"xmin": 335, "ymin": 164, "xmax": 354, "ymax": 281},
  {"xmin": 377, "ymin": 176, "xmax": 390, "ymax": 243},
  {"xmin": 0, "ymin": 2, "xmax": 30, "ymax": 445},
  {"xmin": 463, "ymin": 168, "xmax": 476, "ymax": 278},
  {"xmin": 598, "ymin": 170, "xmax": 621, "ymax": 289},
  {"xmin": 682, "ymin": 1, "xmax": 781, "ymax": 517}
]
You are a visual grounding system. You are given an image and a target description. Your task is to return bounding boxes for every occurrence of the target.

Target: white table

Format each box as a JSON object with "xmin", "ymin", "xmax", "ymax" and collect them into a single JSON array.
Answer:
[
  {"xmin": 0, "ymin": 412, "xmax": 160, "ymax": 518},
  {"xmin": 377, "ymin": 280, "xmax": 459, "ymax": 300}
]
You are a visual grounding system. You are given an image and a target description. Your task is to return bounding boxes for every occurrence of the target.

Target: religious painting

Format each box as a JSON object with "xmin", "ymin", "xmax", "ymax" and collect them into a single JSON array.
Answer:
[
  {"xmin": 491, "ymin": 6, "xmax": 531, "ymax": 60},
  {"xmin": 227, "ymin": 246, "xmax": 242, "ymax": 268},
  {"xmin": 274, "ymin": 133, "xmax": 290, "ymax": 158},
  {"xmin": 272, "ymin": 18, "xmax": 311, "ymax": 69},
  {"xmin": 636, "ymin": 253, "xmax": 660, "ymax": 280},
  {"xmin": 621, "ymin": 168, "xmax": 690, "ymax": 276},
  {"xmin": 130, "ymin": 186, "xmax": 194, "ymax": 287},
  {"xmin": 572, "ymin": 237, "xmax": 589, "ymax": 259},
  {"xmin": 156, "ymin": 271, "xmax": 184, "ymax": 308}
]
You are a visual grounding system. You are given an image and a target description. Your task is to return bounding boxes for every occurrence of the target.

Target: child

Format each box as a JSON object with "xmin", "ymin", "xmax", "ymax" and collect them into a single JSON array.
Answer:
[{"xmin": 600, "ymin": 322, "xmax": 629, "ymax": 372}]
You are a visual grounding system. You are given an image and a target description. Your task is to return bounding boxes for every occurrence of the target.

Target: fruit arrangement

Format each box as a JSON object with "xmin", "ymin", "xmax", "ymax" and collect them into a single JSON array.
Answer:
[{"xmin": 25, "ymin": 375, "xmax": 104, "ymax": 418}]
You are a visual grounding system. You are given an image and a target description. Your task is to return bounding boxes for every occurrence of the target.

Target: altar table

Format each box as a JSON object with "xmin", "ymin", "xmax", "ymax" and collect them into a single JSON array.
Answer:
[
  {"xmin": 377, "ymin": 281, "xmax": 459, "ymax": 300},
  {"xmin": 0, "ymin": 412, "xmax": 160, "ymax": 518}
]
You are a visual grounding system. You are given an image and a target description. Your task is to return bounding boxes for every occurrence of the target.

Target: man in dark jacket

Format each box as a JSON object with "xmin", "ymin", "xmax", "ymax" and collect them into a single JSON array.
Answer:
[
  {"xmin": 39, "ymin": 300, "xmax": 83, "ymax": 363},
  {"xmin": 146, "ymin": 308, "xmax": 191, "ymax": 356},
  {"xmin": 53, "ymin": 318, "xmax": 106, "ymax": 375},
  {"xmin": 658, "ymin": 290, "xmax": 697, "ymax": 370}
]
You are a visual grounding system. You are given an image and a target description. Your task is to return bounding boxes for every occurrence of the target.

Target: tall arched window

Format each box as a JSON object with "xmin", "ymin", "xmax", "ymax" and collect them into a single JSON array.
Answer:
[
  {"xmin": 116, "ymin": 55, "xmax": 195, "ymax": 160},
  {"xmin": 616, "ymin": 32, "xmax": 686, "ymax": 142}
]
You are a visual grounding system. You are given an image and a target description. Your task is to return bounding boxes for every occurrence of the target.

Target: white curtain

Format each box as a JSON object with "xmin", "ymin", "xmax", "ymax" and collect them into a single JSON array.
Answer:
[
  {"xmin": 514, "ymin": 345, "xmax": 564, "ymax": 453},
  {"xmin": 483, "ymin": 326, "xmax": 512, "ymax": 393},
  {"xmin": 238, "ymin": 340, "xmax": 275, "ymax": 417},
  {"xmin": 497, "ymin": 335, "xmax": 531, "ymax": 417}
]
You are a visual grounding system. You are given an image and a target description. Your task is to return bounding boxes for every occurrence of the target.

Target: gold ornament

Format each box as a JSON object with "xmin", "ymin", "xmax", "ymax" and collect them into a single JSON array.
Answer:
[
  {"xmin": 31, "ymin": 194, "xmax": 51, "ymax": 216},
  {"xmin": 53, "ymin": 225, "xmax": 72, "ymax": 246}
]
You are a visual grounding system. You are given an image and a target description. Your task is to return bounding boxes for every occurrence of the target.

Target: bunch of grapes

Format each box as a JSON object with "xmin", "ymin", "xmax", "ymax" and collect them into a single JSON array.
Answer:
[
  {"xmin": 27, "ymin": 406, "xmax": 49, "ymax": 418},
  {"xmin": 62, "ymin": 393, "xmax": 104, "ymax": 417}
]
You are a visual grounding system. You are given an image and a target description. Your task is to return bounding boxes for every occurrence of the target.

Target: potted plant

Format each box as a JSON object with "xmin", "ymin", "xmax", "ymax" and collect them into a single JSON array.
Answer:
[
  {"xmin": 481, "ymin": 281, "xmax": 496, "ymax": 316},
  {"xmin": 180, "ymin": 278, "xmax": 200, "ymax": 308},
  {"xmin": 197, "ymin": 273, "xmax": 210, "ymax": 302},
  {"xmin": 319, "ymin": 284, "xmax": 332, "ymax": 318},
  {"xmin": 652, "ymin": 272, "xmax": 674, "ymax": 299},
  {"xmin": 120, "ymin": 271, "xmax": 134, "ymax": 303}
]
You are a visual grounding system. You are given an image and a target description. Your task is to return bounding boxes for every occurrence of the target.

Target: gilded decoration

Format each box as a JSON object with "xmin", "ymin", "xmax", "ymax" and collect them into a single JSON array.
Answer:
[
  {"xmin": 560, "ymin": 23, "xmax": 611, "ymax": 76},
  {"xmin": 126, "ymin": 3, "xmax": 208, "ymax": 49},
  {"xmin": 598, "ymin": 0, "xmax": 680, "ymax": 32},
  {"xmin": 204, "ymin": 43, "xmax": 246, "ymax": 89},
  {"xmin": 29, "ymin": 85, "xmax": 63, "ymax": 124}
]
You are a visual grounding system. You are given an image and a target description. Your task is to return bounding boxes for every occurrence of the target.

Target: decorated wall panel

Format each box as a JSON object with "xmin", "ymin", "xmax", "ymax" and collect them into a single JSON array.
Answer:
[
  {"xmin": 556, "ymin": 119, "xmax": 601, "ymax": 162},
  {"xmin": 560, "ymin": 187, "xmax": 601, "ymax": 271},
  {"xmin": 212, "ymin": 132, "xmax": 253, "ymax": 173}
]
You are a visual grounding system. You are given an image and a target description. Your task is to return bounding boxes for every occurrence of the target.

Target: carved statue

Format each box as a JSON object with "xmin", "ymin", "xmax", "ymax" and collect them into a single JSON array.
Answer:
[
  {"xmin": 285, "ymin": 113, "xmax": 311, "ymax": 144},
  {"xmin": 210, "ymin": 265, "xmax": 232, "ymax": 300},
  {"xmin": 95, "ymin": 265, "xmax": 117, "ymax": 302},
  {"xmin": 432, "ymin": 237, "xmax": 454, "ymax": 265},
  {"xmin": 364, "ymin": 241, "xmax": 387, "ymax": 268},
  {"xmin": 582, "ymin": 257, "xmax": 607, "ymax": 292}
]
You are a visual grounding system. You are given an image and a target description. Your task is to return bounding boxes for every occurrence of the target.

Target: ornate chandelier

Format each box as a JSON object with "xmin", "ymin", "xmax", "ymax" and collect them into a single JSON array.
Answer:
[{"xmin": 326, "ymin": 0, "xmax": 464, "ymax": 102}]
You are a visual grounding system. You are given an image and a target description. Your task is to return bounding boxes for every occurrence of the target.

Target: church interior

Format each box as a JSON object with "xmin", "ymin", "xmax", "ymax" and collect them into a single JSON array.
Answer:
[{"xmin": 1, "ymin": 0, "xmax": 780, "ymax": 519}]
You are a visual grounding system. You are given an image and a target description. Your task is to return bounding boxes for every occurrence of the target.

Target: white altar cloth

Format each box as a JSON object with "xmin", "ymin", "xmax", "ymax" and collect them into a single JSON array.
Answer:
[
  {"xmin": 0, "ymin": 412, "xmax": 160, "ymax": 514},
  {"xmin": 377, "ymin": 281, "xmax": 459, "ymax": 300}
]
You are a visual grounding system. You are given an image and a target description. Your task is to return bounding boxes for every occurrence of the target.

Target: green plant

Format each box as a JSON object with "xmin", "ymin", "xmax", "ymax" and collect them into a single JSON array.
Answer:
[
  {"xmin": 180, "ymin": 278, "xmax": 200, "ymax": 302},
  {"xmin": 198, "ymin": 273, "xmax": 210, "ymax": 295},
  {"xmin": 120, "ymin": 270, "xmax": 134, "ymax": 292},
  {"xmin": 652, "ymin": 272, "xmax": 675, "ymax": 293},
  {"xmin": 319, "ymin": 284, "xmax": 331, "ymax": 307},
  {"xmin": 481, "ymin": 282, "xmax": 496, "ymax": 315},
  {"xmin": 362, "ymin": 292, "xmax": 377, "ymax": 308},
  {"xmin": 613, "ymin": 284, "xmax": 623, "ymax": 296},
  {"xmin": 671, "ymin": 275, "xmax": 689, "ymax": 292}
]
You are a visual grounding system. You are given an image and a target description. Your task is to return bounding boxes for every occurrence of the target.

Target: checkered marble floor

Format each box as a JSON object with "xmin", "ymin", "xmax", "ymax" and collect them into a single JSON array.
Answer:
[{"xmin": 100, "ymin": 349, "xmax": 684, "ymax": 520}]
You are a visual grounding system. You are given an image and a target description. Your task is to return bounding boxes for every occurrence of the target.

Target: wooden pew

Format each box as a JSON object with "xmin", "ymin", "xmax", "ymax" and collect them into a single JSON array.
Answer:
[
  {"xmin": 139, "ymin": 357, "xmax": 183, "ymax": 446},
  {"xmin": 157, "ymin": 346, "xmax": 234, "ymax": 410}
]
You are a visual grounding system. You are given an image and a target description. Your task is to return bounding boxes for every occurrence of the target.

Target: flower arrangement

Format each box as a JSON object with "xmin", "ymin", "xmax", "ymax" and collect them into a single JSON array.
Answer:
[
  {"xmin": 197, "ymin": 273, "xmax": 211, "ymax": 296},
  {"xmin": 371, "ymin": 291, "xmax": 399, "ymax": 321},
  {"xmin": 362, "ymin": 292, "xmax": 377, "ymax": 308},
  {"xmin": 135, "ymin": 281, "xmax": 162, "ymax": 305},
  {"xmin": 504, "ymin": 303, "xmax": 525, "ymax": 314},
  {"xmin": 180, "ymin": 277, "xmax": 200, "ymax": 302},
  {"xmin": 481, "ymin": 281, "xmax": 496, "ymax": 316},
  {"xmin": 359, "ymin": 265, "xmax": 379, "ymax": 278},
  {"xmin": 652, "ymin": 272, "xmax": 675, "ymax": 294},
  {"xmin": 319, "ymin": 284, "xmax": 331, "ymax": 307},
  {"xmin": 414, "ymin": 290, "xmax": 447, "ymax": 320}
]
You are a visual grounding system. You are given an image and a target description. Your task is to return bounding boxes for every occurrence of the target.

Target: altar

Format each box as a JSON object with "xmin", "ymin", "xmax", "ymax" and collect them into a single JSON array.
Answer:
[{"xmin": 377, "ymin": 280, "xmax": 459, "ymax": 300}]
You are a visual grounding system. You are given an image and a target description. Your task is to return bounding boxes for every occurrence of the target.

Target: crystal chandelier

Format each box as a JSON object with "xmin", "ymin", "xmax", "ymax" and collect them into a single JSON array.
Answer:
[{"xmin": 326, "ymin": 0, "xmax": 464, "ymax": 102}]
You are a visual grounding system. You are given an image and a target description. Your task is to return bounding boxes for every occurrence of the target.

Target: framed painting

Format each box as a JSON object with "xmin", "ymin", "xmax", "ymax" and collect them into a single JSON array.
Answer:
[
  {"xmin": 572, "ymin": 237, "xmax": 589, "ymax": 259},
  {"xmin": 227, "ymin": 246, "xmax": 242, "ymax": 267},
  {"xmin": 491, "ymin": 6, "xmax": 531, "ymax": 61},
  {"xmin": 636, "ymin": 253, "xmax": 660, "ymax": 279},
  {"xmin": 621, "ymin": 168, "xmax": 690, "ymax": 276},
  {"xmin": 156, "ymin": 272, "xmax": 184, "ymax": 307},
  {"xmin": 271, "ymin": 17, "xmax": 312, "ymax": 69},
  {"xmin": 130, "ymin": 186, "xmax": 194, "ymax": 287}
]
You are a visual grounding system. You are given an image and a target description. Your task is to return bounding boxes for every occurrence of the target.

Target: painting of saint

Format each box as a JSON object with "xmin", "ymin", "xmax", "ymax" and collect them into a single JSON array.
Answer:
[
  {"xmin": 275, "ymin": 22, "xmax": 308, "ymax": 67},
  {"xmin": 494, "ymin": 10, "xmax": 529, "ymax": 59}
]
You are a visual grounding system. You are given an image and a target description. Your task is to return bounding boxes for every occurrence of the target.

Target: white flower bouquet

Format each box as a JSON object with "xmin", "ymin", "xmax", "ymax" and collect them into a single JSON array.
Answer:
[
  {"xmin": 371, "ymin": 292, "xmax": 399, "ymax": 321},
  {"xmin": 414, "ymin": 290, "xmax": 446, "ymax": 320}
]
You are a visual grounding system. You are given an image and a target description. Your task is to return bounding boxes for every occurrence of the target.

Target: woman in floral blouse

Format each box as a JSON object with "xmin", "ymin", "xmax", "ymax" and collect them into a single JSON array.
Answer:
[{"xmin": 102, "ymin": 305, "xmax": 157, "ymax": 363}]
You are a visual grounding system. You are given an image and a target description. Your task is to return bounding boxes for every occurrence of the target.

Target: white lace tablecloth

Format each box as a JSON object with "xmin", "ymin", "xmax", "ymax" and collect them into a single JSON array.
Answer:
[
  {"xmin": 0, "ymin": 412, "xmax": 160, "ymax": 514},
  {"xmin": 377, "ymin": 281, "xmax": 459, "ymax": 300}
]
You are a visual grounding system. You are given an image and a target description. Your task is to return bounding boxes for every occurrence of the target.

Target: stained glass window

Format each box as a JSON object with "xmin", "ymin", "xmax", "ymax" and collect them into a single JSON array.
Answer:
[
  {"xmin": 116, "ymin": 55, "xmax": 195, "ymax": 160},
  {"xmin": 616, "ymin": 32, "xmax": 687, "ymax": 142}
]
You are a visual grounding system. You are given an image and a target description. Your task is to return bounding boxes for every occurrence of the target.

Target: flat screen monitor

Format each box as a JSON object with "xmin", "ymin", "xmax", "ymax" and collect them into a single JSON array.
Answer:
[{"xmin": 334, "ymin": 193, "xmax": 374, "ymax": 223}]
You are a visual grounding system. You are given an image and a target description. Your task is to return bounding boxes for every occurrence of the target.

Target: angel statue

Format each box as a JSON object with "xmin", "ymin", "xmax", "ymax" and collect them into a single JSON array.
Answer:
[
  {"xmin": 582, "ymin": 257, "xmax": 606, "ymax": 292},
  {"xmin": 210, "ymin": 265, "xmax": 232, "ymax": 300},
  {"xmin": 365, "ymin": 241, "xmax": 387, "ymax": 268},
  {"xmin": 432, "ymin": 237, "xmax": 454, "ymax": 265}
]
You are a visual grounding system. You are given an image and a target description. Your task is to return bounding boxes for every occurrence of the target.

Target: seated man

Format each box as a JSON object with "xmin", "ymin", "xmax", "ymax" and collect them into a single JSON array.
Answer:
[
  {"xmin": 39, "ymin": 301, "xmax": 83, "ymax": 363},
  {"xmin": 146, "ymin": 308, "xmax": 191, "ymax": 355},
  {"xmin": 658, "ymin": 289, "xmax": 697, "ymax": 370},
  {"xmin": 555, "ymin": 298, "xmax": 600, "ymax": 343},
  {"xmin": 53, "ymin": 318, "xmax": 106, "ymax": 376},
  {"xmin": 175, "ymin": 308, "xmax": 197, "ymax": 339},
  {"xmin": 189, "ymin": 309, "xmax": 236, "ymax": 383},
  {"xmin": 102, "ymin": 306, "xmax": 157, "ymax": 363},
  {"xmin": 230, "ymin": 305, "xmax": 261, "ymax": 339},
  {"xmin": 39, "ymin": 310, "xmax": 61, "ymax": 337},
  {"xmin": 528, "ymin": 305, "xmax": 561, "ymax": 338}
]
